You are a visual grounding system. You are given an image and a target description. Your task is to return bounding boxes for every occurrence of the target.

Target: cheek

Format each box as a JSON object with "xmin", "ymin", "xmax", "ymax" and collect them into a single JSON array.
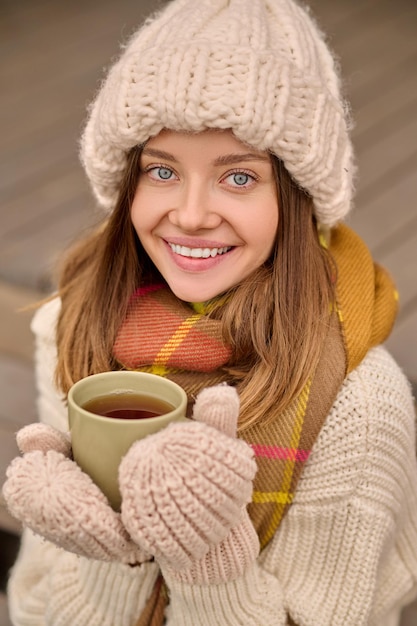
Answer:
[
  {"xmin": 131, "ymin": 185, "xmax": 171, "ymax": 234},
  {"xmin": 130, "ymin": 193, "xmax": 152, "ymax": 235},
  {"xmin": 130, "ymin": 210, "xmax": 142, "ymax": 239},
  {"xmin": 259, "ymin": 214, "xmax": 278, "ymax": 262},
  {"xmin": 130, "ymin": 190, "xmax": 141, "ymax": 225},
  {"xmin": 247, "ymin": 205, "xmax": 279, "ymax": 250}
]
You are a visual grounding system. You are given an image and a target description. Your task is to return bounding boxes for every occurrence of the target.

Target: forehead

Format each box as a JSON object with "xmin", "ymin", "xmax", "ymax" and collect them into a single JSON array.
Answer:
[{"xmin": 143, "ymin": 128, "xmax": 270, "ymax": 162}]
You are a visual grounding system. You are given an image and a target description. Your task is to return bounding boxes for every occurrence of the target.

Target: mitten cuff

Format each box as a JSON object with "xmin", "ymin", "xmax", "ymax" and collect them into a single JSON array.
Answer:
[
  {"xmin": 164, "ymin": 560, "xmax": 285, "ymax": 626},
  {"xmin": 163, "ymin": 513, "xmax": 260, "ymax": 585}
]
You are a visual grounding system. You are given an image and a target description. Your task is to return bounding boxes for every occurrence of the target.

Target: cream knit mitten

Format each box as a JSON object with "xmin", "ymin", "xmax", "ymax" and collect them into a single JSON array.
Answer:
[
  {"xmin": 3, "ymin": 423, "xmax": 147, "ymax": 564},
  {"xmin": 119, "ymin": 385, "xmax": 260, "ymax": 584}
]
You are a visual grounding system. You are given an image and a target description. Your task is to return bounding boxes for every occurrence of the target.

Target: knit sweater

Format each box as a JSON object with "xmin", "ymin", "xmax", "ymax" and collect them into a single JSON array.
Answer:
[{"xmin": 7, "ymin": 298, "xmax": 417, "ymax": 626}]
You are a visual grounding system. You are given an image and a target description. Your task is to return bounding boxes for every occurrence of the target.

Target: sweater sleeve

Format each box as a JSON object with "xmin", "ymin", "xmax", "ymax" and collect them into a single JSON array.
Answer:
[
  {"xmin": 163, "ymin": 346, "xmax": 417, "ymax": 626},
  {"xmin": 7, "ymin": 299, "xmax": 161, "ymax": 626},
  {"xmin": 30, "ymin": 297, "xmax": 67, "ymax": 430}
]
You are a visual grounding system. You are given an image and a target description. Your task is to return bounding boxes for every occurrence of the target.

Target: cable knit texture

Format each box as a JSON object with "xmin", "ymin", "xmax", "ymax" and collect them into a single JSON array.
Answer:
[
  {"xmin": 119, "ymin": 386, "xmax": 260, "ymax": 585},
  {"xmin": 6, "ymin": 299, "xmax": 417, "ymax": 626},
  {"xmin": 80, "ymin": 0, "xmax": 354, "ymax": 225},
  {"xmin": 8, "ymin": 530, "xmax": 160, "ymax": 626},
  {"xmin": 16, "ymin": 422, "xmax": 72, "ymax": 456},
  {"xmin": 3, "ymin": 423, "xmax": 147, "ymax": 565}
]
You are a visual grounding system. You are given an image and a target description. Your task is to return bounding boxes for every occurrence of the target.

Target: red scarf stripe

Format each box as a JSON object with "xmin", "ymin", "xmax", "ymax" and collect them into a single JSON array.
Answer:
[{"xmin": 251, "ymin": 443, "xmax": 310, "ymax": 462}]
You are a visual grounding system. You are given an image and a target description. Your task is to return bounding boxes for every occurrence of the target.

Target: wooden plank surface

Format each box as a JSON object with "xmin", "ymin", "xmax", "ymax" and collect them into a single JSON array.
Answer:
[{"xmin": 308, "ymin": 0, "xmax": 417, "ymax": 381}]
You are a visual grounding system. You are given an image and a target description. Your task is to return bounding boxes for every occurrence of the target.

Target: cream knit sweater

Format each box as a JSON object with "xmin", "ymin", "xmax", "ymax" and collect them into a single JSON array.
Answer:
[{"xmin": 7, "ymin": 299, "xmax": 417, "ymax": 626}]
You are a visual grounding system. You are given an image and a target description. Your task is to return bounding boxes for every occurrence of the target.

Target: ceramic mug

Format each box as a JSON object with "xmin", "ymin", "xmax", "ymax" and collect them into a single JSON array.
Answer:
[{"xmin": 68, "ymin": 371, "xmax": 188, "ymax": 510}]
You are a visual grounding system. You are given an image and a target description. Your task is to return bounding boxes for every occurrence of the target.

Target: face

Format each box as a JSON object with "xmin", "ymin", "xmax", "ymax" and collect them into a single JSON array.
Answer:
[{"xmin": 131, "ymin": 129, "xmax": 279, "ymax": 302}]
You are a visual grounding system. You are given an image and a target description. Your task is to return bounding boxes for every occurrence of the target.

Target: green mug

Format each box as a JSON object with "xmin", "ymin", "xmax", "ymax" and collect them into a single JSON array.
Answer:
[{"xmin": 68, "ymin": 371, "xmax": 188, "ymax": 510}]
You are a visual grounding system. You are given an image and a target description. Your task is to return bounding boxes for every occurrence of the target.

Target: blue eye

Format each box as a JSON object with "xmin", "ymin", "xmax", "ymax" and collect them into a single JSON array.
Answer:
[
  {"xmin": 223, "ymin": 171, "xmax": 256, "ymax": 187},
  {"xmin": 156, "ymin": 167, "xmax": 174, "ymax": 180},
  {"xmin": 146, "ymin": 166, "xmax": 176, "ymax": 181},
  {"xmin": 233, "ymin": 173, "xmax": 250, "ymax": 186}
]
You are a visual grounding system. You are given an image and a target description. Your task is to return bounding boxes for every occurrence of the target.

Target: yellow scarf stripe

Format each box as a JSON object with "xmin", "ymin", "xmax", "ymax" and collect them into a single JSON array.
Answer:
[
  {"xmin": 150, "ymin": 314, "xmax": 201, "ymax": 375},
  {"xmin": 140, "ymin": 364, "xmax": 171, "ymax": 378},
  {"xmin": 190, "ymin": 294, "xmax": 229, "ymax": 315},
  {"xmin": 260, "ymin": 379, "xmax": 312, "ymax": 547},
  {"xmin": 252, "ymin": 491, "xmax": 293, "ymax": 505},
  {"xmin": 282, "ymin": 379, "xmax": 312, "ymax": 491}
]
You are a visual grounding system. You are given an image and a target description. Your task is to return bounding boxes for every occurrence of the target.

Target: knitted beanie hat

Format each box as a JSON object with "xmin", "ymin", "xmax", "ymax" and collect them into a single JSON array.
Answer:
[{"xmin": 80, "ymin": 0, "xmax": 354, "ymax": 226}]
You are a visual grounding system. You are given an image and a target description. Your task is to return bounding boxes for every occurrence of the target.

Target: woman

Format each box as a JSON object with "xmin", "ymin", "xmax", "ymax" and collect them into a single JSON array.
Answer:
[{"xmin": 4, "ymin": 1, "xmax": 417, "ymax": 624}]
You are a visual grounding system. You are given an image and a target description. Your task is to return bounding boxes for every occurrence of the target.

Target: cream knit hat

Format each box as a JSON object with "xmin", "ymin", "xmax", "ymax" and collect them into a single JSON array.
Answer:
[{"xmin": 80, "ymin": 0, "xmax": 354, "ymax": 226}]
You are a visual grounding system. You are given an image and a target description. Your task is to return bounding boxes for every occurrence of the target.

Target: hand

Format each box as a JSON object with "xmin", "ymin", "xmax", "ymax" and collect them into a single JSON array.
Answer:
[
  {"xmin": 3, "ymin": 423, "xmax": 147, "ymax": 565},
  {"xmin": 119, "ymin": 385, "xmax": 260, "ymax": 584}
]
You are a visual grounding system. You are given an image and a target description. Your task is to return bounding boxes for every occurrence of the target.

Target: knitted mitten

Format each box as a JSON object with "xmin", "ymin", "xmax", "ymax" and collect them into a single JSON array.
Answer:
[
  {"xmin": 3, "ymin": 423, "xmax": 147, "ymax": 564},
  {"xmin": 119, "ymin": 385, "xmax": 260, "ymax": 584}
]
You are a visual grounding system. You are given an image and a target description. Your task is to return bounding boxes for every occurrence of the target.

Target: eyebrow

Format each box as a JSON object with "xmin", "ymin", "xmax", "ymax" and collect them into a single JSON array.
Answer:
[
  {"xmin": 141, "ymin": 147, "xmax": 270, "ymax": 165},
  {"xmin": 214, "ymin": 153, "xmax": 270, "ymax": 165}
]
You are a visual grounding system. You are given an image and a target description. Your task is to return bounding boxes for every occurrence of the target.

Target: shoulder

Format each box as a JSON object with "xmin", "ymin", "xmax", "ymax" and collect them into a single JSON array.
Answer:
[
  {"xmin": 323, "ymin": 345, "xmax": 414, "ymax": 446},
  {"xmin": 30, "ymin": 297, "xmax": 67, "ymax": 429},
  {"xmin": 332, "ymin": 345, "xmax": 414, "ymax": 422},
  {"xmin": 294, "ymin": 345, "xmax": 416, "ymax": 515},
  {"xmin": 31, "ymin": 296, "xmax": 61, "ymax": 342}
]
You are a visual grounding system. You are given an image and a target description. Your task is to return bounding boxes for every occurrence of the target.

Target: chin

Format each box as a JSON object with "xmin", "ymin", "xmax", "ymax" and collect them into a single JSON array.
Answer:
[{"xmin": 168, "ymin": 282, "xmax": 226, "ymax": 304}]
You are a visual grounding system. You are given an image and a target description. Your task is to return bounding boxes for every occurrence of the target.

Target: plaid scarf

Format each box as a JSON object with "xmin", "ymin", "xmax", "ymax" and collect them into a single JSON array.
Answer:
[{"xmin": 113, "ymin": 224, "xmax": 397, "ymax": 626}]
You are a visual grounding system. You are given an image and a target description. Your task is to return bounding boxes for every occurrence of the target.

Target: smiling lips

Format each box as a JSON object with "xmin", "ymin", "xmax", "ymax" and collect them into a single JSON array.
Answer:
[{"xmin": 167, "ymin": 242, "xmax": 233, "ymax": 258}]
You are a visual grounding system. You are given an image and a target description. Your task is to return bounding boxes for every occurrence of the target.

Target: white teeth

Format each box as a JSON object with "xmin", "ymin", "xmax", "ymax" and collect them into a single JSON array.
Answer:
[{"xmin": 169, "ymin": 244, "xmax": 231, "ymax": 258}]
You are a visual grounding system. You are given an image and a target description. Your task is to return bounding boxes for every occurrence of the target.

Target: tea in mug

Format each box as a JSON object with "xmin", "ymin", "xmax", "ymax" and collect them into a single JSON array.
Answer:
[{"xmin": 82, "ymin": 393, "xmax": 174, "ymax": 420}]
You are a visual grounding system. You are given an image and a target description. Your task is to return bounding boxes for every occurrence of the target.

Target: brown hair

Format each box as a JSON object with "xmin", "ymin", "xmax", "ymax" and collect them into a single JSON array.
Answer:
[{"xmin": 55, "ymin": 146, "xmax": 334, "ymax": 430}]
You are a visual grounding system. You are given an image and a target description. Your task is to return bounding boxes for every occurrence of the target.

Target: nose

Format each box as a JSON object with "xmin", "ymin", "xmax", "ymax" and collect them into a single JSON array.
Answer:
[{"xmin": 168, "ymin": 182, "xmax": 221, "ymax": 232}]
